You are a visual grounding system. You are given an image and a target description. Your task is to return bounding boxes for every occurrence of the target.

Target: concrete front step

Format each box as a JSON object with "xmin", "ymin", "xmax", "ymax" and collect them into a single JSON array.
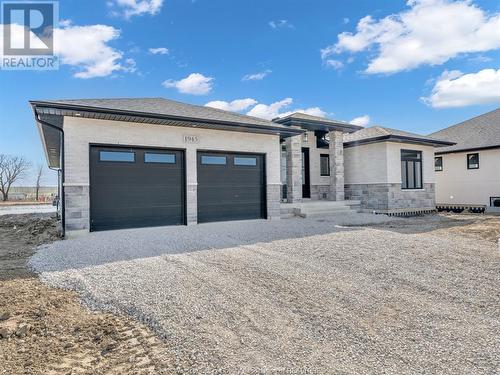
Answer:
[{"xmin": 280, "ymin": 200, "xmax": 361, "ymax": 219}]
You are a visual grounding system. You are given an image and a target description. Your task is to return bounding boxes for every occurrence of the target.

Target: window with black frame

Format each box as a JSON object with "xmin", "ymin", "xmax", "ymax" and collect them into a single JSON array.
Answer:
[
  {"xmin": 467, "ymin": 153, "xmax": 479, "ymax": 169},
  {"xmin": 434, "ymin": 156, "xmax": 443, "ymax": 171},
  {"xmin": 401, "ymin": 149, "xmax": 423, "ymax": 189},
  {"xmin": 320, "ymin": 154, "xmax": 330, "ymax": 176}
]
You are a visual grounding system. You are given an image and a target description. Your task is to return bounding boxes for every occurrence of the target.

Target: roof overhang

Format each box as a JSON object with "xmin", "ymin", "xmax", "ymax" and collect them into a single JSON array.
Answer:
[
  {"xmin": 30, "ymin": 100, "xmax": 304, "ymax": 137},
  {"xmin": 344, "ymin": 135, "xmax": 456, "ymax": 148},
  {"xmin": 273, "ymin": 116, "xmax": 363, "ymax": 133},
  {"xmin": 31, "ymin": 100, "xmax": 305, "ymax": 169}
]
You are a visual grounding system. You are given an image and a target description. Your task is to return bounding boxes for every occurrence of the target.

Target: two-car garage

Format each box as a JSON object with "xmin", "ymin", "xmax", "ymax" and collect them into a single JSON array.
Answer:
[
  {"xmin": 32, "ymin": 98, "xmax": 300, "ymax": 235},
  {"xmin": 89, "ymin": 145, "xmax": 266, "ymax": 232}
]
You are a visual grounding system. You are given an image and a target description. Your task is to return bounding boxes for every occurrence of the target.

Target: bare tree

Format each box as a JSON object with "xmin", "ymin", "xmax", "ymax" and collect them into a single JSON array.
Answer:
[
  {"xmin": 35, "ymin": 164, "xmax": 44, "ymax": 201},
  {"xmin": 0, "ymin": 155, "xmax": 31, "ymax": 201}
]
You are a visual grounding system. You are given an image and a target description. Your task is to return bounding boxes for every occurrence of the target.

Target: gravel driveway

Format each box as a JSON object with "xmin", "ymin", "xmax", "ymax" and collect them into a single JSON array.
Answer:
[{"xmin": 30, "ymin": 214, "xmax": 500, "ymax": 374}]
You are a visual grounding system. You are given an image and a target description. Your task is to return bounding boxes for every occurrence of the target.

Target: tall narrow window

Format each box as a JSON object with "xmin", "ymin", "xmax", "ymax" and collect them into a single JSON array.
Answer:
[
  {"xmin": 401, "ymin": 149, "xmax": 423, "ymax": 189},
  {"xmin": 467, "ymin": 153, "xmax": 479, "ymax": 169},
  {"xmin": 320, "ymin": 154, "xmax": 330, "ymax": 176},
  {"xmin": 435, "ymin": 156, "xmax": 443, "ymax": 171}
]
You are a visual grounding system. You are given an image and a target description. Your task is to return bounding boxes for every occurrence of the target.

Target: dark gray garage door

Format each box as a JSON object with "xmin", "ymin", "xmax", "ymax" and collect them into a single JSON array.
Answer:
[
  {"xmin": 197, "ymin": 152, "xmax": 266, "ymax": 223},
  {"xmin": 90, "ymin": 146, "xmax": 185, "ymax": 232}
]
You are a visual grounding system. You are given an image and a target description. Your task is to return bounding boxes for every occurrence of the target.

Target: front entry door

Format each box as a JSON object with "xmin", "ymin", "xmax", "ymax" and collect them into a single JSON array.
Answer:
[{"xmin": 302, "ymin": 148, "xmax": 310, "ymax": 198}]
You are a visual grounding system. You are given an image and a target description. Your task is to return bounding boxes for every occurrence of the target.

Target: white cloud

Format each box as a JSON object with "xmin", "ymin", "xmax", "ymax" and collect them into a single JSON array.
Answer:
[
  {"xmin": 54, "ymin": 24, "xmax": 127, "ymax": 79},
  {"xmin": 242, "ymin": 70, "xmax": 272, "ymax": 81},
  {"xmin": 322, "ymin": 0, "xmax": 500, "ymax": 74},
  {"xmin": 162, "ymin": 73, "xmax": 214, "ymax": 95},
  {"xmin": 350, "ymin": 115, "xmax": 370, "ymax": 127},
  {"xmin": 325, "ymin": 59, "xmax": 344, "ymax": 70},
  {"xmin": 246, "ymin": 98, "xmax": 326, "ymax": 120},
  {"xmin": 247, "ymin": 98, "xmax": 293, "ymax": 119},
  {"xmin": 0, "ymin": 23, "xmax": 131, "ymax": 79},
  {"xmin": 269, "ymin": 20, "xmax": 293, "ymax": 29},
  {"xmin": 109, "ymin": 0, "xmax": 164, "ymax": 18},
  {"xmin": 422, "ymin": 68, "xmax": 500, "ymax": 108},
  {"xmin": 149, "ymin": 47, "xmax": 169, "ymax": 55},
  {"xmin": 205, "ymin": 99, "xmax": 258, "ymax": 112}
]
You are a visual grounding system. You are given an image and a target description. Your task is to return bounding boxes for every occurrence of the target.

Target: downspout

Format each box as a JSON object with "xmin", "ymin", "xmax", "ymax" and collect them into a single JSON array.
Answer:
[{"xmin": 35, "ymin": 114, "xmax": 65, "ymax": 237}]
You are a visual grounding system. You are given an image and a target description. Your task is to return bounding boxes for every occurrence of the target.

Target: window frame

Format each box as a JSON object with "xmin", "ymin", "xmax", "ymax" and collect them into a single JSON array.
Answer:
[
  {"xmin": 490, "ymin": 197, "xmax": 500, "ymax": 208},
  {"xmin": 99, "ymin": 150, "xmax": 135, "ymax": 163},
  {"xmin": 401, "ymin": 149, "xmax": 423, "ymax": 190},
  {"xmin": 200, "ymin": 155, "xmax": 227, "ymax": 165},
  {"xmin": 467, "ymin": 153, "xmax": 479, "ymax": 169},
  {"xmin": 434, "ymin": 156, "xmax": 443, "ymax": 172},
  {"xmin": 320, "ymin": 154, "xmax": 330, "ymax": 176},
  {"xmin": 144, "ymin": 152, "xmax": 176, "ymax": 164},
  {"xmin": 234, "ymin": 156, "xmax": 257, "ymax": 166}
]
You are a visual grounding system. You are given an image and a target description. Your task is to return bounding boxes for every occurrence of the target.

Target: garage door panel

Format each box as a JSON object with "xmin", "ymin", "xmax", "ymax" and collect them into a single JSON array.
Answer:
[
  {"xmin": 197, "ymin": 152, "xmax": 265, "ymax": 223},
  {"xmin": 90, "ymin": 146, "xmax": 185, "ymax": 232}
]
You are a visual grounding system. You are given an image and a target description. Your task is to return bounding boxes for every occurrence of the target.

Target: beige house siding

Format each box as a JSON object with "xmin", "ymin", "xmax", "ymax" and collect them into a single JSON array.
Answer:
[
  {"xmin": 435, "ymin": 148, "xmax": 500, "ymax": 208},
  {"xmin": 344, "ymin": 141, "xmax": 436, "ymax": 212}
]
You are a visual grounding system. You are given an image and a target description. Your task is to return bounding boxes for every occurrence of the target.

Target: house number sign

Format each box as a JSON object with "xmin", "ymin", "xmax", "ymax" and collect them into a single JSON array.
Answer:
[{"xmin": 183, "ymin": 135, "xmax": 200, "ymax": 144}]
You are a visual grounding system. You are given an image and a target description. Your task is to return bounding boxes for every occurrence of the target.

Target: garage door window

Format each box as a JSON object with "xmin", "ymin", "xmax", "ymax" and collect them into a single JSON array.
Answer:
[
  {"xmin": 144, "ymin": 153, "xmax": 176, "ymax": 164},
  {"xmin": 201, "ymin": 155, "xmax": 226, "ymax": 165},
  {"xmin": 234, "ymin": 157, "xmax": 257, "ymax": 166},
  {"xmin": 99, "ymin": 151, "xmax": 135, "ymax": 162}
]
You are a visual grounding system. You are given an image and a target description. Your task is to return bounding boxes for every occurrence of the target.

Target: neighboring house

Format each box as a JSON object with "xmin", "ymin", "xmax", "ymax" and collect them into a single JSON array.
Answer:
[
  {"xmin": 31, "ymin": 98, "xmax": 453, "ymax": 236},
  {"xmin": 429, "ymin": 108, "xmax": 500, "ymax": 212}
]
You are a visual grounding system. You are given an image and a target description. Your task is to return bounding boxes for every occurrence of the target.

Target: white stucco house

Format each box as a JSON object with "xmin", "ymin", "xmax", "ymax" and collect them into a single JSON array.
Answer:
[
  {"xmin": 429, "ymin": 108, "xmax": 500, "ymax": 213},
  {"xmin": 31, "ymin": 98, "xmax": 453, "ymax": 236}
]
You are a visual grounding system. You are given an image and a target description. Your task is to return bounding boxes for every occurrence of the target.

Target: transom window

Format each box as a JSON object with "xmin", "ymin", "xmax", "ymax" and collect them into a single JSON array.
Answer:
[
  {"xmin": 234, "ymin": 157, "xmax": 257, "ymax": 166},
  {"xmin": 320, "ymin": 154, "xmax": 330, "ymax": 176},
  {"xmin": 467, "ymin": 153, "xmax": 479, "ymax": 169},
  {"xmin": 401, "ymin": 149, "xmax": 422, "ymax": 189},
  {"xmin": 434, "ymin": 156, "xmax": 443, "ymax": 171},
  {"xmin": 201, "ymin": 155, "xmax": 226, "ymax": 165},
  {"xmin": 144, "ymin": 153, "xmax": 176, "ymax": 164},
  {"xmin": 99, "ymin": 151, "xmax": 135, "ymax": 162}
]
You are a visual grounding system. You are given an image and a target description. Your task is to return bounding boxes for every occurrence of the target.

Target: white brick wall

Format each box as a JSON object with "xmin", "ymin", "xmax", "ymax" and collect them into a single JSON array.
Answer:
[{"xmin": 63, "ymin": 117, "xmax": 281, "ymax": 232}]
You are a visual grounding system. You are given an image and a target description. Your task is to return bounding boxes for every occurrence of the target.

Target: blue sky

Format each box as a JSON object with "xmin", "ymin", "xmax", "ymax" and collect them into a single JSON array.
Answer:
[{"xmin": 1, "ymin": 0, "xmax": 500, "ymax": 185}]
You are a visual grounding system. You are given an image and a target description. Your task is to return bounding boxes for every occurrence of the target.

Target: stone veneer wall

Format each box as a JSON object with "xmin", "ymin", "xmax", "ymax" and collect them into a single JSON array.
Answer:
[
  {"xmin": 345, "ymin": 183, "xmax": 435, "ymax": 212},
  {"xmin": 64, "ymin": 185, "xmax": 89, "ymax": 231},
  {"xmin": 266, "ymin": 183, "xmax": 282, "ymax": 219},
  {"xmin": 310, "ymin": 184, "xmax": 331, "ymax": 200}
]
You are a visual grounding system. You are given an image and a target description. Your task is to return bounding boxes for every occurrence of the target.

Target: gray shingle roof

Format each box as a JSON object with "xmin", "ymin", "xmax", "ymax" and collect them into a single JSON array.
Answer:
[
  {"xmin": 33, "ymin": 97, "xmax": 281, "ymax": 128},
  {"xmin": 429, "ymin": 108, "xmax": 500, "ymax": 153},
  {"xmin": 344, "ymin": 126, "xmax": 453, "ymax": 147},
  {"xmin": 276, "ymin": 112, "xmax": 353, "ymax": 126},
  {"xmin": 273, "ymin": 112, "xmax": 362, "ymax": 133}
]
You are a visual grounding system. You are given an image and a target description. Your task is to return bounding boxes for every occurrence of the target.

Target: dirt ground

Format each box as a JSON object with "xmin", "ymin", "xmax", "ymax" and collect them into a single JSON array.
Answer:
[
  {"xmin": 0, "ymin": 212, "xmax": 498, "ymax": 374},
  {"xmin": 0, "ymin": 214, "xmax": 176, "ymax": 374},
  {"xmin": 370, "ymin": 212, "xmax": 500, "ymax": 243},
  {"xmin": 0, "ymin": 213, "xmax": 60, "ymax": 280}
]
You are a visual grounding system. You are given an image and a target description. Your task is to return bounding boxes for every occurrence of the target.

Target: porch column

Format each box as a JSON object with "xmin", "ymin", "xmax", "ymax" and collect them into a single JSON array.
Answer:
[
  {"xmin": 286, "ymin": 135, "xmax": 303, "ymax": 203},
  {"xmin": 329, "ymin": 130, "xmax": 344, "ymax": 201}
]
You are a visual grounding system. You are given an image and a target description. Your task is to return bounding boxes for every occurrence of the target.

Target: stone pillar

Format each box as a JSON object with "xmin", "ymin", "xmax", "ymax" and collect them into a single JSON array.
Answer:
[
  {"xmin": 286, "ymin": 135, "xmax": 303, "ymax": 203},
  {"xmin": 329, "ymin": 130, "xmax": 344, "ymax": 201}
]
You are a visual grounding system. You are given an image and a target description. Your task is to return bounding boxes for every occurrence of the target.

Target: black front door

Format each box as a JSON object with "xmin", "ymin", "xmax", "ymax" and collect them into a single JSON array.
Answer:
[
  {"xmin": 302, "ymin": 148, "xmax": 310, "ymax": 198},
  {"xmin": 89, "ymin": 145, "xmax": 185, "ymax": 232}
]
